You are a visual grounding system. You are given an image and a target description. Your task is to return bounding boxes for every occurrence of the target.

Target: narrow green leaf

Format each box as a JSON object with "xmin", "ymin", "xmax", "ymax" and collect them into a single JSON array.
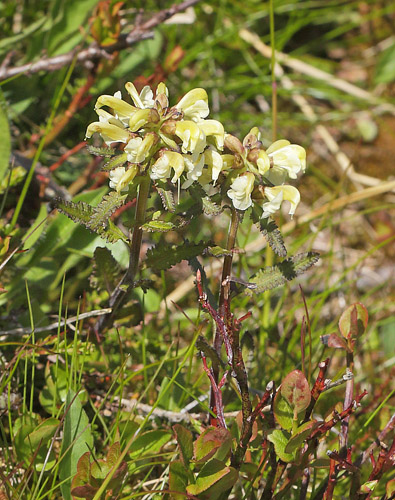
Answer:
[
  {"xmin": 245, "ymin": 252, "xmax": 320, "ymax": 295},
  {"xmin": 145, "ymin": 240, "xmax": 209, "ymax": 272},
  {"xmin": 0, "ymin": 89, "xmax": 11, "ymax": 183},
  {"xmin": 250, "ymin": 207, "xmax": 287, "ymax": 257},
  {"xmin": 173, "ymin": 424, "xmax": 193, "ymax": 467},
  {"xmin": 169, "ymin": 461, "xmax": 189, "ymax": 500},
  {"xmin": 59, "ymin": 390, "xmax": 94, "ymax": 500},
  {"xmin": 129, "ymin": 430, "xmax": 172, "ymax": 459}
]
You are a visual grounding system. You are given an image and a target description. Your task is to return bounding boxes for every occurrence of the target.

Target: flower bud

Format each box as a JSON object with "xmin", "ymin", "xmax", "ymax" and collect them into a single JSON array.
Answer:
[
  {"xmin": 160, "ymin": 119, "xmax": 177, "ymax": 135},
  {"xmin": 224, "ymin": 134, "xmax": 244, "ymax": 156},
  {"xmin": 85, "ymin": 122, "xmax": 130, "ymax": 144},
  {"xmin": 128, "ymin": 108, "xmax": 160, "ymax": 132},
  {"xmin": 243, "ymin": 127, "xmax": 261, "ymax": 149}
]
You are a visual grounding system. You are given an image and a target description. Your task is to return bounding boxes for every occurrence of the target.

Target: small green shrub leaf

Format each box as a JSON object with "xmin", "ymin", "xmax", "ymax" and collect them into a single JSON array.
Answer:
[
  {"xmin": 193, "ymin": 427, "xmax": 232, "ymax": 463},
  {"xmin": 281, "ymin": 370, "xmax": 311, "ymax": 414},
  {"xmin": 285, "ymin": 420, "xmax": 318, "ymax": 453},
  {"xmin": 321, "ymin": 333, "xmax": 349, "ymax": 350},
  {"xmin": 267, "ymin": 430, "xmax": 296, "ymax": 463},
  {"xmin": 245, "ymin": 252, "xmax": 320, "ymax": 295},
  {"xmin": 250, "ymin": 207, "xmax": 287, "ymax": 257},
  {"xmin": 173, "ymin": 424, "xmax": 193, "ymax": 467},
  {"xmin": 187, "ymin": 458, "xmax": 238, "ymax": 497},
  {"xmin": 273, "ymin": 391, "xmax": 294, "ymax": 430},
  {"xmin": 339, "ymin": 302, "xmax": 368, "ymax": 339},
  {"xmin": 24, "ymin": 417, "xmax": 60, "ymax": 449},
  {"xmin": 169, "ymin": 460, "xmax": 190, "ymax": 500},
  {"xmin": 129, "ymin": 430, "xmax": 172, "ymax": 459}
]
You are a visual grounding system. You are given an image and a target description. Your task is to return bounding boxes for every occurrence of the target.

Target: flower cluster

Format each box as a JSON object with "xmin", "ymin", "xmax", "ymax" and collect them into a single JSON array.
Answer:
[{"xmin": 86, "ymin": 82, "xmax": 306, "ymax": 218}]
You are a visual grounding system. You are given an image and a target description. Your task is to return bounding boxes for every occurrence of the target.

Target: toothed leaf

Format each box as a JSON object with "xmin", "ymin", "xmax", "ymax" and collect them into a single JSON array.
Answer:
[
  {"xmin": 145, "ymin": 240, "xmax": 209, "ymax": 272},
  {"xmin": 89, "ymin": 192, "xmax": 126, "ymax": 231},
  {"xmin": 96, "ymin": 220, "xmax": 125, "ymax": 243},
  {"xmin": 86, "ymin": 145, "xmax": 116, "ymax": 157},
  {"xmin": 245, "ymin": 252, "xmax": 320, "ymax": 295},
  {"xmin": 205, "ymin": 246, "xmax": 233, "ymax": 258},
  {"xmin": 142, "ymin": 220, "xmax": 176, "ymax": 233},
  {"xmin": 56, "ymin": 199, "xmax": 94, "ymax": 226},
  {"xmin": 101, "ymin": 153, "xmax": 128, "ymax": 171},
  {"xmin": 90, "ymin": 247, "xmax": 120, "ymax": 294},
  {"xmin": 202, "ymin": 196, "xmax": 223, "ymax": 216},
  {"xmin": 156, "ymin": 185, "xmax": 176, "ymax": 213},
  {"xmin": 250, "ymin": 206, "xmax": 287, "ymax": 257}
]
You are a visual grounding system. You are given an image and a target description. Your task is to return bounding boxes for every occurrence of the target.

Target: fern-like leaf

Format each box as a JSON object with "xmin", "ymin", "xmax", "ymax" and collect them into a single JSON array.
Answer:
[
  {"xmin": 202, "ymin": 196, "xmax": 223, "ymax": 216},
  {"xmin": 145, "ymin": 240, "xmax": 209, "ymax": 272},
  {"xmin": 95, "ymin": 220, "xmax": 126, "ymax": 243},
  {"xmin": 102, "ymin": 153, "xmax": 128, "ymax": 171},
  {"xmin": 86, "ymin": 145, "xmax": 116, "ymax": 157},
  {"xmin": 89, "ymin": 192, "xmax": 126, "ymax": 231},
  {"xmin": 250, "ymin": 206, "xmax": 287, "ymax": 257},
  {"xmin": 245, "ymin": 252, "xmax": 320, "ymax": 295},
  {"xmin": 56, "ymin": 199, "xmax": 94, "ymax": 227}
]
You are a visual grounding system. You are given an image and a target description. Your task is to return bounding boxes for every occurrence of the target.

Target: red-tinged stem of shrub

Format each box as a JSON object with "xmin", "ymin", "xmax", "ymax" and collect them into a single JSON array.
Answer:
[
  {"xmin": 323, "ymin": 457, "xmax": 337, "ymax": 500},
  {"xmin": 304, "ymin": 359, "xmax": 330, "ymax": 421},
  {"xmin": 340, "ymin": 350, "xmax": 354, "ymax": 451},
  {"xmin": 211, "ymin": 208, "xmax": 239, "ymax": 417}
]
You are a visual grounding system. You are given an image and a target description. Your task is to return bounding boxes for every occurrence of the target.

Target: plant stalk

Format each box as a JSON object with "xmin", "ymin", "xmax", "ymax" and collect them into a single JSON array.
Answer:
[{"xmin": 95, "ymin": 176, "xmax": 150, "ymax": 333}]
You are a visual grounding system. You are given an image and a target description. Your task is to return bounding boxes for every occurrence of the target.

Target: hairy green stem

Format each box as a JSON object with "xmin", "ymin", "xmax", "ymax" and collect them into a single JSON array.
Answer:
[{"xmin": 95, "ymin": 176, "xmax": 150, "ymax": 333}]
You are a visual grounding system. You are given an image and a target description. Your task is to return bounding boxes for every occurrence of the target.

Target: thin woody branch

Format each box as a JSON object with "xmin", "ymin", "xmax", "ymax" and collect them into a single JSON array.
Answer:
[{"xmin": 0, "ymin": 0, "xmax": 201, "ymax": 81}]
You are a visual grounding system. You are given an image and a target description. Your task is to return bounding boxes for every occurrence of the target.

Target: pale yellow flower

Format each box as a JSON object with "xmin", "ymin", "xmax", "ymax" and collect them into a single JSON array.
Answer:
[
  {"xmin": 260, "ymin": 140, "xmax": 306, "ymax": 184},
  {"xmin": 198, "ymin": 120, "xmax": 225, "ymax": 150},
  {"xmin": 151, "ymin": 151, "xmax": 185, "ymax": 183},
  {"xmin": 175, "ymin": 121, "xmax": 206, "ymax": 154},
  {"xmin": 227, "ymin": 173, "xmax": 255, "ymax": 211},
  {"xmin": 109, "ymin": 165, "xmax": 138, "ymax": 192},
  {"xmin": 85, "ymin": 122, "xmax": 130, "ymax": 144},
  {"xmin": 176, "ymin": 88, "xmax": 209, "ymax": 122},
  {"xmin": 125, "ymin": 82, "xmax": 155, "ymax": 109},
  {"xmin": 261, "ymin": 185, "xmax": 300, "ymax": 218}
]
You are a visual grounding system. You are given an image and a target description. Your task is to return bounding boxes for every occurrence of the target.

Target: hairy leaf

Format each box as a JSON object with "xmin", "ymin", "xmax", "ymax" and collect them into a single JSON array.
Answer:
[
  {"xmin": 145, "ymin": 240, "xmax": 209, "ymax": 272},
  {"xmin": 86, "ymin": 145, "xmax": 116, "ymax": 157},
  {"xmin": 101, "ymin": 153, "xmax": 128, "ymax": 171},
  {"xmin": 250, "ymin": 206, "xmax": 287, "ymax": 257},
  {"xmin": 245, "ymin": 252, "xmax": 320, "ymax": 295},
  {"xmin": 89, "ymin": 191, "xmax": 126, "ymax": 231},
  {"xmin": 205, "ymin": 246, "xmax": 233, "ymax": 258}
]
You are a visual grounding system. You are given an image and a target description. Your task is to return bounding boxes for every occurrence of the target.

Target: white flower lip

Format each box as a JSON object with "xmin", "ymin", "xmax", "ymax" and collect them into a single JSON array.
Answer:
[{"xmin": 261, "ymin": 185, "xmax": 301, "ymax": 218}]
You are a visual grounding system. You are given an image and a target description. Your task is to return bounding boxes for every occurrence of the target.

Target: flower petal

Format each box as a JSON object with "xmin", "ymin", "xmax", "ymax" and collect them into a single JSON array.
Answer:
[{"xmin": 227, "ymin": 172, "xmax": 255, "ymax": 211}]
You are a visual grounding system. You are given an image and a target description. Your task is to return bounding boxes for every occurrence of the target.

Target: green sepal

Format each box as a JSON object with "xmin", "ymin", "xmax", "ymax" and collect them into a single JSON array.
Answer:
[
  {"xmin": 250, "ymin": 206, "xmax": 287, "ymax": 257},
  {"xmin": 245, "ymin": 252, "xmax": 320, "ymax": 295},
  {"xmin": 145, "ymin": 240, "xmax": 209, "ymax": 272},
  {"xmin": 101, "ymin": 153, "xmax": 128, "ymax": 171}
]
